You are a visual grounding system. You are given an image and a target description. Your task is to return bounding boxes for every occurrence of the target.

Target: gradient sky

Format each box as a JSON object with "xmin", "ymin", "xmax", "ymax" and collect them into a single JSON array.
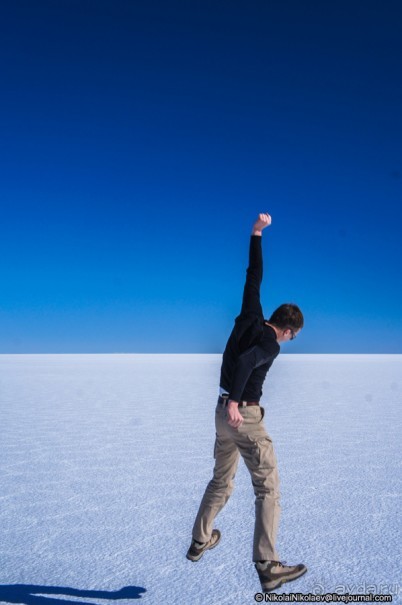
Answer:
[{"xmin": 1, "ymin": 0, "xmax": 401, "ymax": 353}]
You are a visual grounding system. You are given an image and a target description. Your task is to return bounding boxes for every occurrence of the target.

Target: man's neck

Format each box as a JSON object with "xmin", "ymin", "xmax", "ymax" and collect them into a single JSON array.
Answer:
[{"xmin": 264, "ymin": 322, "xmax": 280, "ymax": 342}]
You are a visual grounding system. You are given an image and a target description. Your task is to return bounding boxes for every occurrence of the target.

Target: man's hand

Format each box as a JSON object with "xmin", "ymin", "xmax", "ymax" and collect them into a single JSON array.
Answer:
[
  {"xmin": 252, "ymin": 213, "xmax": 272, "ymax": 236},
  {"xmin": 226, "ymin": 401, "xmax": 244, "ymax": 429}
]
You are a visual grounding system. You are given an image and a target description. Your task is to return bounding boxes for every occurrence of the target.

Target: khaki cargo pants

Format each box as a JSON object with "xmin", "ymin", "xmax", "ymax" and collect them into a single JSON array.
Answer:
[{"xmin": 192, "ymin": 400, "xmax": 281, "ymax": 562}]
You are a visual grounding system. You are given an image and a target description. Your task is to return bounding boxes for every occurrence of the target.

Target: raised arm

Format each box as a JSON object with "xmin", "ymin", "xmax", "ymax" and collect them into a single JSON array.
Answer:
[
  {"xmin": 239, "ymin": 213, "xmax": 272, "ymax": 318},
  {"xmin": 228, "ymin": 213, "xmax": 272, "ymax": 429}
]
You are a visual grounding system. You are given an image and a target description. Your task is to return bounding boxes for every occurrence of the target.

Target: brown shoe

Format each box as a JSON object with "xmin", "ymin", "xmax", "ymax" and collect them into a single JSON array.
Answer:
[
  {"xmin": 186, "ymin": 529, "xmax": 221, "ymax": 562},
  {"xmin": 255, "ymin": 560, "xmax": 307, "ymax": 592}
]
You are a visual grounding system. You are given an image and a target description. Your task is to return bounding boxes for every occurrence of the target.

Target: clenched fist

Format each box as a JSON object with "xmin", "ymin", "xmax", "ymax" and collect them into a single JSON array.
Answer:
[{"xmin": 252, "ymin": 213, "xmax": 272, "ymax": 235}]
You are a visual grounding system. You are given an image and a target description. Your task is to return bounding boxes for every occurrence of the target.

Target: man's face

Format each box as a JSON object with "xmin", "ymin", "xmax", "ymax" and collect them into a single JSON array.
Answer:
[{"xmin": 280, "ymin": 328, "xmax": 301, "ymax": 343}]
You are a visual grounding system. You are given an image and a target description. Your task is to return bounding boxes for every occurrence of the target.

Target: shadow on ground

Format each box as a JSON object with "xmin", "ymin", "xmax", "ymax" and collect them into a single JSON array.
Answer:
[{"xmin": 0, "ymin": 584, "xmax": 146, "ymax": 604}]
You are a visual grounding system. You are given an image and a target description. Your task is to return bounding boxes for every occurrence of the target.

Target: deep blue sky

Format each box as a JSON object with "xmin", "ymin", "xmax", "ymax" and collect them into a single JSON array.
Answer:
[{"xmin": 1, "ymin": 0, "xmax": 401, "ymax": 353}]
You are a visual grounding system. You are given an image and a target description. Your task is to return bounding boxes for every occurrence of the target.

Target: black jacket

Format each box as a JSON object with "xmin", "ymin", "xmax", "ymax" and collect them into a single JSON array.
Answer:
[{"xmin": 219, "ymin": 235, "xmax": 280, "ymax": 402}]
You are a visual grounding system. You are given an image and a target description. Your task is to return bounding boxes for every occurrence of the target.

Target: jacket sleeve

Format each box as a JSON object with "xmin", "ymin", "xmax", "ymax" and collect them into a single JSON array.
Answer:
[
  {"xmin": 228, "ymin": 342, "xmax": 277, "ymax": 402},
  {"xmin": 239, "ymin": 235, "xmax": 264, "ymax": 318}
]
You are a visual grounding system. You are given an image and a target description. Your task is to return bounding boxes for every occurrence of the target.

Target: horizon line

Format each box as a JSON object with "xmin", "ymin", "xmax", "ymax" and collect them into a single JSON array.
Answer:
[{"xmin": 1, "ymin": 352, "xmax": 401, "ymax": 356}]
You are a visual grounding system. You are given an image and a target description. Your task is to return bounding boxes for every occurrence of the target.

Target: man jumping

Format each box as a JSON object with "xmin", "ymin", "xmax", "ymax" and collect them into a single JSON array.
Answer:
[{"xmin": 186, "ymin": 213, "xmax": 307, "ymax": 593}]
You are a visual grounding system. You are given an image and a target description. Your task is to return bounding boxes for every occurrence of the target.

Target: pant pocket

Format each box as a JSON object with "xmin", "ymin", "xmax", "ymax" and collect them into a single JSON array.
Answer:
[
  {"xmin": 259, "ymin": 406, "xmax": 265, "ymax": 422},
  {"xmin": 258, "ymin": 437, "xmax": 276, "ymax": 469},
  {"xmin": 247, "ymin": 435, "xmax": 274, "ymax": 469},
  {"xmin": 213, "ymin": 434, "xmax": 218, "ymax": 459}
]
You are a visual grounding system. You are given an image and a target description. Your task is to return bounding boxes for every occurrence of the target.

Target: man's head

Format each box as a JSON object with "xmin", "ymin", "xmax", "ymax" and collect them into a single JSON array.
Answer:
[{"xmin": 265, "ymin": 303, "xmax": 304, "ymax": 344}]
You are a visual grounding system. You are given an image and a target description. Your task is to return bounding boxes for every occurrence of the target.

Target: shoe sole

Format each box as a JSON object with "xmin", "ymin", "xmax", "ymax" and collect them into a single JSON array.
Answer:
[
  {"xmin": 262, "ymin": 567, "xmax": 308, "ymax": 592},
  {"xmin": 186, "ymin": 533, "xmax": 221, "ymax": 562}
]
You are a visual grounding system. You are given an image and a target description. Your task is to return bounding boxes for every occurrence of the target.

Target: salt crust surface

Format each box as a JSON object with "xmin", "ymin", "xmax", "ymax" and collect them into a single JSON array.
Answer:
[{"xmin": 0, "ymin": 354, "xmax": 401, "ymax": 604}]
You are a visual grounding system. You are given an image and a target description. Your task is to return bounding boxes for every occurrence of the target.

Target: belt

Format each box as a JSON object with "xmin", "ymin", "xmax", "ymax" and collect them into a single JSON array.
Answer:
[{"xmin": 218, "ymin": 395, "xmax": 259, "ymax": 408}]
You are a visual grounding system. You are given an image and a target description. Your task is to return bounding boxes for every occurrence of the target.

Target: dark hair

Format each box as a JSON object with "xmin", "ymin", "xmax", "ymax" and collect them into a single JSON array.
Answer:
[{"xmin": 267, "ymin": 303, "xmax": 304, "ymax": 331}]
